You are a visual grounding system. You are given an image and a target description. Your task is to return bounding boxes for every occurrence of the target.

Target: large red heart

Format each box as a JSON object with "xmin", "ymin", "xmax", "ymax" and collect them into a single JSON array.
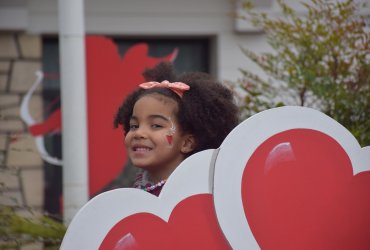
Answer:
[
  {"xmin": 242, "ymin": 129, "xmax": 370, "ymax": 249},
  {"xmin": 99, "ymin": 194, "xmax": 231, "ymax": 250}
]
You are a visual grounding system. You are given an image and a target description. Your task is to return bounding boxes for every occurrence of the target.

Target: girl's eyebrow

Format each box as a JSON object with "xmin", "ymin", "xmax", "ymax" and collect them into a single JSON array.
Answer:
[
  {"xmin": 149, "ymin": 114, "xmax": 170, "ymax": 121},
  {"xmin": 130, "ymin": 114, "xmax": 170, "ymax": 122}
]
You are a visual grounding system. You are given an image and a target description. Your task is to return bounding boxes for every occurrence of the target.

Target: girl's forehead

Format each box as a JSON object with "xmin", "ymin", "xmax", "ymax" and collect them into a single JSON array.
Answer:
[
  {"xmin": 141, "ymin": 92, "xmax": 177, "ymax": 103},
  {"xmin": 133, "ymin": 94, "xmax": 179, "ymax": 117}
]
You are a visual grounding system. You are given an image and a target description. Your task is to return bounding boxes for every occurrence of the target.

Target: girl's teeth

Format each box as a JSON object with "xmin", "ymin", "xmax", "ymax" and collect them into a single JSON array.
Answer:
[{"xmin": 136, "ymin": 147, "xmax": 150, "ymax": 151}]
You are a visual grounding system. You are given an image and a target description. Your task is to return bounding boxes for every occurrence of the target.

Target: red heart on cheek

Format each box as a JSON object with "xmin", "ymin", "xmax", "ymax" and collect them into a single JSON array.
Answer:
[
  {"xmin": 242, "ymin": 129, "xmax": 370, "ymax": 250},
  {"xmin": 100, "ymin": 194, "xmax": 231, "ymax": 250}
]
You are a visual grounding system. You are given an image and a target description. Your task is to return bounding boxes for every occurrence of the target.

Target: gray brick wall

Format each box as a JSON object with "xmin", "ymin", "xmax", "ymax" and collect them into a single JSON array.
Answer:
[{"xmin": 0, "ymin": 32, "xmax": 44, "ymax": 216}]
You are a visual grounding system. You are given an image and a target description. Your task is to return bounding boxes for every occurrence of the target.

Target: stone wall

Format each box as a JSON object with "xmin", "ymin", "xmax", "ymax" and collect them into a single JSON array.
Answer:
[{"xmin": 0, "ymin": 32, "xmax": 45, "ymax": 249}]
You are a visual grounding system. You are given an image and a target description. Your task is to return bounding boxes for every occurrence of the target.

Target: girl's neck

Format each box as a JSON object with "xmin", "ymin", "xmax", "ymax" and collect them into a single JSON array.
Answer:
[
  {"xmin": 146, "ymin": 154, "xmax": 186, "ymax": 183},
  {"xmin": 146, "ymin": 163, "xmax": 180, "ymax": 183}
]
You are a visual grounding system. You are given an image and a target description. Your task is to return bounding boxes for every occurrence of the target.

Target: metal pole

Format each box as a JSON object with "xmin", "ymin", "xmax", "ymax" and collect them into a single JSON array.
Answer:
[{"xmin": 58, "ymin": 0, "xmax": 88, "ymax": 224}]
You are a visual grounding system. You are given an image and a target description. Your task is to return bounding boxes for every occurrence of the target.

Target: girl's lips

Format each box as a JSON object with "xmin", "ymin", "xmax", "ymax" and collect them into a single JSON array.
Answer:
[
  {"xmin": 134, "ymin": 147, "xmax": 151, "ymax": 152},
  {"xmin": 131, "ymin": 146, "xmax": 152, "ymax": 159},
  {"xmin": 132, "ymin": 145, "xmax": 152, "ymax": 152}
]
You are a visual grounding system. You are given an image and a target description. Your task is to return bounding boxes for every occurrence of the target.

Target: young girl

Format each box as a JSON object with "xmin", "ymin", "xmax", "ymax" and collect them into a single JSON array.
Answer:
[{"xmin": 114, "ymin": 62, "xmax": 239, "ymax": 196}]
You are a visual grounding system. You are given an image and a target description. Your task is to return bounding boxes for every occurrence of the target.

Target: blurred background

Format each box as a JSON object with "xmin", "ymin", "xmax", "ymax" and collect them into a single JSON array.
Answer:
[{"xmin": 0, "ymin": 0, "xmax": 369, "ymax": 249}]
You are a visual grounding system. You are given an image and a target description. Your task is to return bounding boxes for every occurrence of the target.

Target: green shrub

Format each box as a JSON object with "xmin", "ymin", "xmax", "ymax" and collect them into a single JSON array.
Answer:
[{"xmin": 233, "ymin": 0, "xmax": 369, "ymax": 146}]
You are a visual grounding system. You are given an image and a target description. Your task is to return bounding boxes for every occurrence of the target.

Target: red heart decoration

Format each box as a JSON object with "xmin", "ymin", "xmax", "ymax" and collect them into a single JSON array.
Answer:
[
  {"xmin": 99, "ymin": 194, "xmax": 231, "ymax": 250},
  {"xmin": 242, "ymin": 129, "xmax": 370, "ymax": 250}
]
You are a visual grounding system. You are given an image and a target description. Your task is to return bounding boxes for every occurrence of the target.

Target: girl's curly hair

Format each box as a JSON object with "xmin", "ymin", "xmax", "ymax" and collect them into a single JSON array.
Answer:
[{"xmin": 114, "ymin": 62, "xmax": 239, "ymax": 154}]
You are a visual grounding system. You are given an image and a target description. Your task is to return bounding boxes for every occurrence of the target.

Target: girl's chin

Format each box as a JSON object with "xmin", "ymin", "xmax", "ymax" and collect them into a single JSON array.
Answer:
[
  {"xmin": 133, "ymin": 163, "xmax": 155, "ymax": 171},
  {"xmin": 135, "ymin": 165, "xmax": 149, "ymax": 170}
]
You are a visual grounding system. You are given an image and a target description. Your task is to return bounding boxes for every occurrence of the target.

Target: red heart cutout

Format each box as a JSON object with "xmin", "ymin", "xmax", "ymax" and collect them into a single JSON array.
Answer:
[
  {"xmin": 99, "ymin": 194, "xmax": 231, "ymax": 249},
  {"xmin": 242, "ymin": 129, "xmax": 370, "ymax": 249}
]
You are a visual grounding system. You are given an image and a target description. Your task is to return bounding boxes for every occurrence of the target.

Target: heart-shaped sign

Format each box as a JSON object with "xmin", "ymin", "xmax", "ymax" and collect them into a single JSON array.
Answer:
[
  {"xmin": 213, "ymin": 106, "xmax": 370, "ymax": 249},
  {"xmin": 61, "ymin": 149, "xmax": 230, "ymax": 249}
]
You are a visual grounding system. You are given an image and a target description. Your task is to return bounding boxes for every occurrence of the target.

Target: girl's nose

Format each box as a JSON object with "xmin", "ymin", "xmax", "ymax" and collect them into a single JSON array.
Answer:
[{"xmin": 133, "ymin": 127, "xmax": 147, "ymax": 139}]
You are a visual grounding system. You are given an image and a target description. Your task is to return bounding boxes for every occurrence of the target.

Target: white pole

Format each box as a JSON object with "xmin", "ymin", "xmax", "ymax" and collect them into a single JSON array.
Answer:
[{"xmin": 58, "ymin": 0, "xmax": 89, "ymax": 224}]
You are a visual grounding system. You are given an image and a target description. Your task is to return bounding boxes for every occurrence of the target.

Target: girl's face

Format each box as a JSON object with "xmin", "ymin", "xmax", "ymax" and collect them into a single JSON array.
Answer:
[{"xmin": 125, "ymin": 94, "xmax": 194, "ymax": 181}]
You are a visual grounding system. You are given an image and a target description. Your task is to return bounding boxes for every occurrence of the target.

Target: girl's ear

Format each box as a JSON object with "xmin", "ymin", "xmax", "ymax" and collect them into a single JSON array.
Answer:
[{"xmin": 181, "ymin": 134, "xmax": 196, "ymax": 154}]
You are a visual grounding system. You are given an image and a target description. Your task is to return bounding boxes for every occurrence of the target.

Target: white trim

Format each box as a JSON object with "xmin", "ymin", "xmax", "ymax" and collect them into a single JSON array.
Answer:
[{"xmin": 58, "ymin": 0, "xmax": 89, "ymax": 224}]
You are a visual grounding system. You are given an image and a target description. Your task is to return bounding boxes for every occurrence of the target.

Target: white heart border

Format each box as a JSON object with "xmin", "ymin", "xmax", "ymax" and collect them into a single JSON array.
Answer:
[{"xmin": 213, "ymin": 106, "xmax": 370, "ymax": 249}]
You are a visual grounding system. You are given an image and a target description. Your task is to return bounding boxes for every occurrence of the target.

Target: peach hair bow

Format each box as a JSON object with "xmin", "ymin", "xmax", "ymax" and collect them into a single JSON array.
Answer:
[{"xmin": 139, "ymin": 80, "xmax": 190, "ymax": 98}]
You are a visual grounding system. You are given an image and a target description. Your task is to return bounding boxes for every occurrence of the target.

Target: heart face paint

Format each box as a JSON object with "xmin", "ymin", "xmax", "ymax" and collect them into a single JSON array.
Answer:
[
  {"xmin": 166, "ymin": 117, "xmax": 176, "ymax": 146},
  {"xmin": 166, "ymin": 135, "xmax": 173, "ymax": 145}
]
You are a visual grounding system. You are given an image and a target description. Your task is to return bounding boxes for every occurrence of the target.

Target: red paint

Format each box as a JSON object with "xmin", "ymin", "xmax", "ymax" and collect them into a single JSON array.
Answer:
[
  {"xmin": 166, "ymin": 135, "xmax": 173, "ymax": 145},
  {"xmin": 29, "ymin": 108, "xmax": 62, "ymax": 136},
  {"xmin": 99, "ymin": 194, "xmax": 231, "ymax": 250},
  {"xmin": 242, "ymin": 129, "xmax": 370, "ymax": 249}
]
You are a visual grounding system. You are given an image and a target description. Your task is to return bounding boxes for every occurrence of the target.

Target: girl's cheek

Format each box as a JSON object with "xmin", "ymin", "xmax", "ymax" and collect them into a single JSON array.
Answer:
[
  {"xmin": 155, "ymin": 133, "xmax": 173, "ymax": 147},
  {"xmin": 124, "ymin": 134, "xmax": 131, "ymax": 147}
]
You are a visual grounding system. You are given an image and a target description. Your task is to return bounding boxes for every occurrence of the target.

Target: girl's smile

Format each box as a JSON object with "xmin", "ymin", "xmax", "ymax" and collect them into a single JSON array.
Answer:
[
  {"xmin": 124, "ymin": 94, "xmax": 193, "ymax": 182},
  {"xmin": 132, "ymin": 145, "xmax": 152, "ymax": 153}
]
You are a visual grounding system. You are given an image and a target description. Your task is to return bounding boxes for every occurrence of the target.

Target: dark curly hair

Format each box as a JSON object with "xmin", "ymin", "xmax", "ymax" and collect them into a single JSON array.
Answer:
[{"xmin": 114, "ymin": 62, "xmax": 239, "ymax": 154}]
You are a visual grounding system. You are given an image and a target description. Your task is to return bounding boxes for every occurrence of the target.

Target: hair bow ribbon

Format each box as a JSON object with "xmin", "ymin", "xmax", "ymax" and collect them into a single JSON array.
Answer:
[{"xmin": 139, "ymin": 80, "xmax": 190, "ymax": 98}]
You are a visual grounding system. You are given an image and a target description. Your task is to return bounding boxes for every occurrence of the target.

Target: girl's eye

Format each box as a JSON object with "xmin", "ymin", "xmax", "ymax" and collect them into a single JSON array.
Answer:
[
  {"xmin": 151, "ymin": 124, "xmax": 163, "ymax": 129},
  {"xmin": 129, "ymin": 124, "xmax": 139, "ymax": 130}
]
